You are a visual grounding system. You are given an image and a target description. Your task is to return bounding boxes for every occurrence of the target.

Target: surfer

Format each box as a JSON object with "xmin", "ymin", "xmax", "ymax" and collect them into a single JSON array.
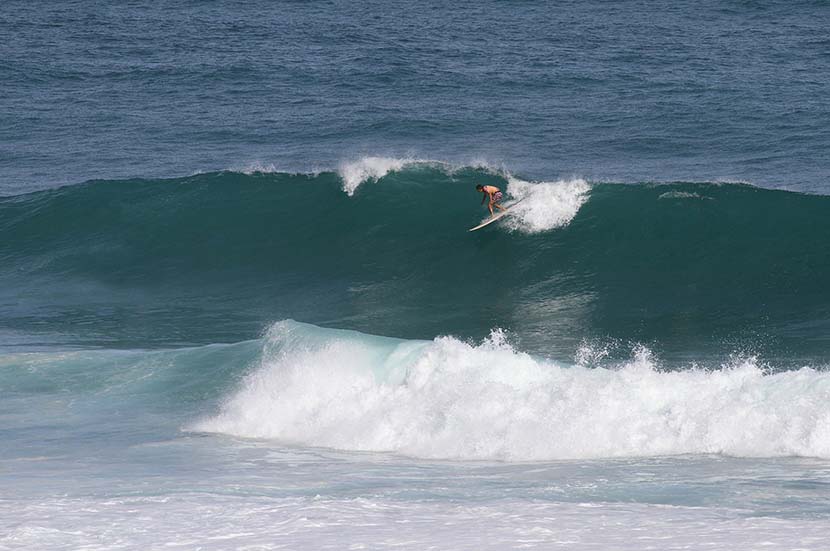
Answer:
[{"xmin": 476, "ymin": 184, "xmax": 505, "ymax": 217}]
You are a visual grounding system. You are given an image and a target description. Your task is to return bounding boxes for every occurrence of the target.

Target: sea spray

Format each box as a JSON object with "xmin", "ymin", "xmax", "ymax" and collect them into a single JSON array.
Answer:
[
  {"xmin": 195, "ymin": 321, "xmax": 830, "ymax": 461},
  {"xmin": 504, "ymin": 176, "xmax": 591, "ymax": 233}
]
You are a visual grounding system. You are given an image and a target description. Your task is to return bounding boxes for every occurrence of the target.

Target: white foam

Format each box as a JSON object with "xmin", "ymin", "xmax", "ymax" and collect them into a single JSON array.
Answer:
[
  {"xmin": 5, "ymin": 495, "xmax": 828, "ymax": 550},
  {"xmin": 503, "ymin": 177, "xmax": 590, "ymax": 233},
  {"xmin": 338, "ymin": 156, "xmax": 415, "ymax": 195},
  {"xmin": 195, "ymin": 322, "xmax": 830, "ymax": 461}
]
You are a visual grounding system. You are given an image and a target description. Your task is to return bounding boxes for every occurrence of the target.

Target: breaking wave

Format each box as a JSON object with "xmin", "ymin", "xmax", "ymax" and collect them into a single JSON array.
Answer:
[
  {"xmin": 195, "ymin": 321, "xmax": 830, "ymax": 460},
  {"xmin": 3, "ymin": 164, "xmax": 830, "ymax": 355}
]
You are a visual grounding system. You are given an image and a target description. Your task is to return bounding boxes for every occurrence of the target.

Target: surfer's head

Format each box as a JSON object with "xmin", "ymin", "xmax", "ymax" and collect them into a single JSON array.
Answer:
[{"xmin": 476, "ymin": 184, "xmax": 484, "ymax": 191}]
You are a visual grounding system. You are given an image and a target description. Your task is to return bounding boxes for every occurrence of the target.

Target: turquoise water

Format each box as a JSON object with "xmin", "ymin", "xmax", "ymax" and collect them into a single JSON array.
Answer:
[{"xmin": 3, "ymin": 1, "xmax": 830, "ymax": 548}]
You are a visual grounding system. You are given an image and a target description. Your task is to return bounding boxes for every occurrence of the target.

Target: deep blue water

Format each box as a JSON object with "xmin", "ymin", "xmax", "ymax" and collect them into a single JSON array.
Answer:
[{"xmin": 2, "ymin": 0, "xmax": 828, "ymax": 195}]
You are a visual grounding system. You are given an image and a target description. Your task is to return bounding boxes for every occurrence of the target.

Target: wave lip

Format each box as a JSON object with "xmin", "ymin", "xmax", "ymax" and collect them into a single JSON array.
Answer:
[
  {"xmin": 338, "ymin": 156, "xmax": 418, "ymax": 195},
  {"xmin": 332, "ymin": 156, "xmax": 591, "ymax": 232},
  {"xmin": 194, "ymin": 321, "xmax": 830, "ymax": 461},
  {"xmin": 335, "ymin": 156, "xmax": 511, "ymax": 197}
]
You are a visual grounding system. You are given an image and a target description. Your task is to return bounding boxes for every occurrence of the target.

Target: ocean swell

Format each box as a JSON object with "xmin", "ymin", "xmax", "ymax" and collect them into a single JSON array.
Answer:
[{"xmin": 3, "ymin": 168, "xmax": 830, "ymax": 355}]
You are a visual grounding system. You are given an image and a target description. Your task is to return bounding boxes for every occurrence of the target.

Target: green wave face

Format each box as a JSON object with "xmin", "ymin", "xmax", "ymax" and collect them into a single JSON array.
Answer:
[{"xmin": 2, "ymin": 167, "xmax": 830, "ymax": 363}]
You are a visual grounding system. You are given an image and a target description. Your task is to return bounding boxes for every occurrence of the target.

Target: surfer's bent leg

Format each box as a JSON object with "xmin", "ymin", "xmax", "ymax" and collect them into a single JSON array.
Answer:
[{"xmin": 491, "ymin": 191, "xmax": 505, "ymax": 212}]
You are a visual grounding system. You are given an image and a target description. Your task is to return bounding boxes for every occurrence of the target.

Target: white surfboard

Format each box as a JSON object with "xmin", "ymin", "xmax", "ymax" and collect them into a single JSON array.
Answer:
[{"xmin": 468, "ymin": 199, "xmax": 524, "ymax": 232}]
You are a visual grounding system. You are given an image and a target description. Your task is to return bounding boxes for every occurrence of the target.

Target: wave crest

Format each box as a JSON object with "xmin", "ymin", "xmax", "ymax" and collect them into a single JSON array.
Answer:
[
  {"xmin": 194, "ymin": 321, "xmax": 830, "ymax": 461},
  {"xmin": 338, "ymin": 157, "xmax": 417, "ymax": 195}
]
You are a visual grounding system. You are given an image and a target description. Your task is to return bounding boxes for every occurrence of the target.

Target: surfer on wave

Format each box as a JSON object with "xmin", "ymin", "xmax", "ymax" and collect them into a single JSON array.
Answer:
[{"xmin": 476, "ymin": 184, "xmax": 506, "ymax": 217}]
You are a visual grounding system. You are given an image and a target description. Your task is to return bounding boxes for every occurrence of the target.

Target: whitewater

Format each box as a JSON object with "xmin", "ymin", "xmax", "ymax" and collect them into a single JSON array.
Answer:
[
  {"xmin": 4, "ymin": 163, "xmax": 829, "ymax": 361},
  {"xmin": 197, "ymin": 321, "xmax": 830, "ymax": 461},
  {"xmin": 4, "ymin": 321, "xmax": 830, "ymax": 549}
]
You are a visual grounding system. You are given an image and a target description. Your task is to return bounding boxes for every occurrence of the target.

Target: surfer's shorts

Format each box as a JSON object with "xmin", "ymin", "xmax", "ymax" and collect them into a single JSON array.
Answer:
[{"xmin": 493, "ymin": 191, "xmax": 503, "ymax": 202}]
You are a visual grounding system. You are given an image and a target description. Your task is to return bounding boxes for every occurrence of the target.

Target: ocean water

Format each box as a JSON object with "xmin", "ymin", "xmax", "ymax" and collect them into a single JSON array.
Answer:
[{"xmin": 3, "ymin": 1, "xmax": 830, "ymax": 549}]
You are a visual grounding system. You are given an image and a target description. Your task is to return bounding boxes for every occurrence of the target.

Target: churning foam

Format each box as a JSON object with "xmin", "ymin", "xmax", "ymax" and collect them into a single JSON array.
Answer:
[
  {"xmin": 504, "ymin": 177, "xmax": 590, "ymax": 233},
  {"xmin": 195, "ymin": 321, "xmax": 830, "ymax": 461}
]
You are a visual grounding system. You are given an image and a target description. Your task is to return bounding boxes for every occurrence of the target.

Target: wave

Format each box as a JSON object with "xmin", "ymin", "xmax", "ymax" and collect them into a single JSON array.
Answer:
[
  {"xmin": 2, "ymin": 164, "xmax": 830, "ymax": 356},
  {"xmin": 194, "ymin": 320, "xmax": 830, "ymax": 461},
  {"xmin": 6, "ymin": 320, "xmax": 830, "ymax": 461}
]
